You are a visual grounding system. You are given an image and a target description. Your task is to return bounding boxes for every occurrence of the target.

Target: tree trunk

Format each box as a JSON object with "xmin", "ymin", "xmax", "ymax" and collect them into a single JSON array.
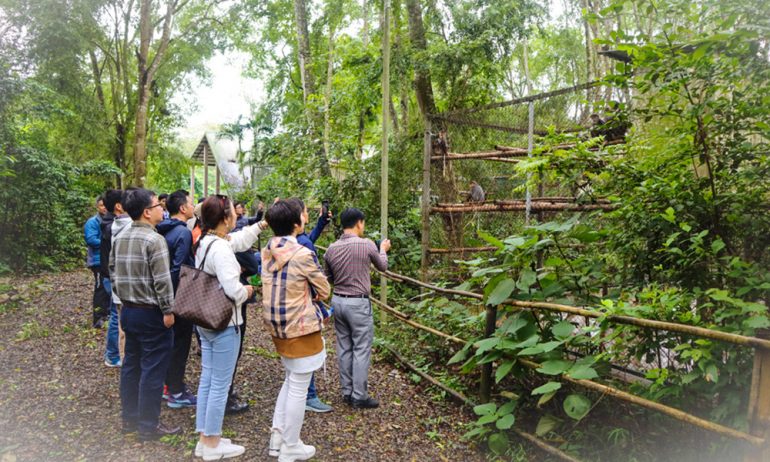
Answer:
[
  {"xmin": 406, "ymin": 0, "xmax": 437, "ymax": 120},
  {"xmin": 294, "ymin": 0, "xmax": 317, "ymax": 103},
  {"xmin": 406, "ymin": 0, "xmax": 461, "ymax": 247},
  {"xmin": 133, "ymin": 0, "xmax": 176, "ymax": 186},
  {"xmin": 323, "ymin": 25, "xmax": 335, "ymax": 161},
  {"xmin": 293, "ymin": 0, "xmax": 332, "ymax": 177},
  {"xmin": 362, "ymin": 0, "xmax": 369, "ymax": 46}
]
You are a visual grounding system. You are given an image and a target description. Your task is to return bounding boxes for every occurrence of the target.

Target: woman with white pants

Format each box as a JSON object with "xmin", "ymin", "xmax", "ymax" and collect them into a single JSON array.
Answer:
[{"xmin": 261, "ymin": 200, "xmax": 331, "ymax": 462}]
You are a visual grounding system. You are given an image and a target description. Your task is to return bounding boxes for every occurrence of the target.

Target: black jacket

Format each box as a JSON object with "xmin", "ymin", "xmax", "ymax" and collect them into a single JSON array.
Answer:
[{"xmin": 99, "ymin": 212, "xmax": 115, "ymax": 279}]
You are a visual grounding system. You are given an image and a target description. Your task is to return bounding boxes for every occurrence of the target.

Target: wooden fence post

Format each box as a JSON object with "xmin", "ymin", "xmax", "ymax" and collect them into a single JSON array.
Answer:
[
  {"xmin": 420, "ymin": 120, "xmax": 432, "ymax": 283},
  {"xmin": 479, "ymin": 304, "xmax": 498, "ymax": 403},
  {"xmin": 746, "ymin": 328, "xmax": 770, "ymax": 462}
]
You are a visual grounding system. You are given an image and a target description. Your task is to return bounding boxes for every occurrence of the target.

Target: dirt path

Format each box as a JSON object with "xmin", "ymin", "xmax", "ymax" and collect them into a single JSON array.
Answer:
[{"xmin": 0, "ymin": 271, "xmax": 487, "ymax": 462}]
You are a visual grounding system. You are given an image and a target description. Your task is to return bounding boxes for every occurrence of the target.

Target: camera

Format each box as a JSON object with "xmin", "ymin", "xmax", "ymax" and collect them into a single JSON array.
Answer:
[{"xmin": 322, "ymin": 200, "xmax": 330, "ymax": 217}]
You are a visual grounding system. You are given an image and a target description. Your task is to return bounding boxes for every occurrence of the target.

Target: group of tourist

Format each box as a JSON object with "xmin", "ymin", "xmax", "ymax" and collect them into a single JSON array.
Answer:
[{"xmin": 83, "ymin": 188, "xmax": 391, "ymax": 461}]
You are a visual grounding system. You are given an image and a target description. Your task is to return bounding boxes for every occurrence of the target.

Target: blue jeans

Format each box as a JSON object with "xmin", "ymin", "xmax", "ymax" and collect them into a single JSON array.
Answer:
[
  {"xmin": 196, "ymin": 326, "xmax": 240, "ymax": 436},
  {"xmin": 103, "ymin": 278, "xmax": 120, "ymax": 362},
  {"xmin": 306, "ymin": 373, "xmax": 317, "ymax": 400},
  {"xmin": 120, "ymin": 305, "xmax": 174, "ymax": 434}
]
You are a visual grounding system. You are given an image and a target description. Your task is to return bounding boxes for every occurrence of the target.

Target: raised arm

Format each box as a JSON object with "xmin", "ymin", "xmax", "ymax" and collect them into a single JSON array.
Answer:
[
  {"xmin": 308, "ymin": 213, "xmax": 330, "ymax": 243},
  {"xmin": 368, "ymin": 240, "xmax": 388, "ymax": 272},
  {"xmin": 228, "ymin": 222, "xmax": 264, "ymax": 252}
]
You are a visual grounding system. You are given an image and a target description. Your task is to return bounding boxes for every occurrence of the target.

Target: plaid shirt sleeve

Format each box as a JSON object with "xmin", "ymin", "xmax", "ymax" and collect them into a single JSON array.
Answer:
[
  {"xmin": 323, "ymin": 248, "xmax": 335, "ymax": 283},
  {"xmin": 148, "ymin": 235, "xmax": 174, "ymax": 314}
]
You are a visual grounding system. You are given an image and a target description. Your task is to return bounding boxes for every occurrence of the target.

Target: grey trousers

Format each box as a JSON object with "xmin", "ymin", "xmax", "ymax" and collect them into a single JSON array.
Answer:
[{"xmin": 332, "ymin": 295, "xmax": 374, "ymax": 400}]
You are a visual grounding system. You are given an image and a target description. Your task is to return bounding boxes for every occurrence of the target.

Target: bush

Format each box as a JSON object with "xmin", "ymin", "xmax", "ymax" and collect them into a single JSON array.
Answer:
[{"xmin": 0, "ymin": 146, "xmax": 116, "ymax": 273}]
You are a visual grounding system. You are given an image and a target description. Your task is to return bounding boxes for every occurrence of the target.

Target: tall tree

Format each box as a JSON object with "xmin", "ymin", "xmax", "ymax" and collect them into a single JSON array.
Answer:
[
  {"xmin": 292, "ymin": 0, "xmax": 332, "ymax": 177},
  {"xmin": 133, "ymin": 0, "xmax": 180, "ymax": 186}
]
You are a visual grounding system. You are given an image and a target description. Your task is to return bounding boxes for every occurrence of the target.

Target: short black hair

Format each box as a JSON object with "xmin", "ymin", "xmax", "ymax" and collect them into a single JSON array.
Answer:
[
  {"xmin": 122, "ymin": 188, "xmax": 156, "ymax": 220},
  {"xmin": 103, "ymin": 189, "xmax": 123, "ymax": 214},
  {"xmin": 286, "ymin": 197, "xmax": 306, "ymax": 213},
  {"xmin": 167, "ymin": 189, "xmax": 189, "ymax": 216},
  {"xmin": 158, "ymin": 193, "xmax": 168, "ymax": 201},
  {"xmin": 266, "ymin": 200, "xmax": 303, "ymax": 237},
  {"xmin": 95, "ymin": 194, "xmax": 104, "ymax": 206},
  {"xmin": 340, "ymin": 208, "xmax": 365, "ymax": 229}
]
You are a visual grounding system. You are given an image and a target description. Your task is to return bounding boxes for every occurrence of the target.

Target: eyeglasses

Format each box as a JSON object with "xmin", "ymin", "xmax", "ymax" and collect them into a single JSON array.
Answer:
[{"xmin": 145, "ymin": 203, "xmax": 163, "ymax": 210}]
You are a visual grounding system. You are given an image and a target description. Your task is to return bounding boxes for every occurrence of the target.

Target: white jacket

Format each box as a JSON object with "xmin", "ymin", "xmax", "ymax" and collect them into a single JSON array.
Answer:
[{"xmin": 194, "ymin": 223, "xmax": 263, "ymax": 328}]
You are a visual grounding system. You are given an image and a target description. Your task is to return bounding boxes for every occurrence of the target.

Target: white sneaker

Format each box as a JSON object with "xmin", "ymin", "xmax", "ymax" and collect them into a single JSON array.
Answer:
[
  {"xmin": 277, "ymin": 441, "xmax": 315, "ymax": 462},
  {"xmin": 201, "ymin": 440, "xmax": 245, "ymax": 461},
  {"xmin": 195, "ymin": 439, "xmax": 231, "ymax": 457},
  {"xmin": 268, "ymin": 430, "xmax": 283, "ymax": 457}
]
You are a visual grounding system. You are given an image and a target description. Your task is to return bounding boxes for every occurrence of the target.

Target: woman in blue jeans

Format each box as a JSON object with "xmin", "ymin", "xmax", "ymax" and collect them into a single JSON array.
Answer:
[{"xmin": 193, "ymin": 195, "xmax": 266, "ymax": 460}]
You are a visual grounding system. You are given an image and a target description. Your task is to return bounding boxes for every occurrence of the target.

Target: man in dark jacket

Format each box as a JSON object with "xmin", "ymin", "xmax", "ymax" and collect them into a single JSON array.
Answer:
[
  {"xmin": 100, "ymin": 189, "xmax": 124, "ymax": 367},
  {"xmin": 234, "ymin": 201, "xmax": 264, "ymax": 232},
  {"xmin": 156, "ymin": 190, "xmax": 196, "ymax": 409},
  {"xmin": 84, "ymin": 195, "xmax": 109, "ymax": 328}
]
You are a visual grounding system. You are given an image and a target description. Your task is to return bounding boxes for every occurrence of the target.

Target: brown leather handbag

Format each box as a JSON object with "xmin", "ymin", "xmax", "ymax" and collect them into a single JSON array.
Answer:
[{"xmin": 173, "ymin": 240, "xmax": 234, "ymax": 330}]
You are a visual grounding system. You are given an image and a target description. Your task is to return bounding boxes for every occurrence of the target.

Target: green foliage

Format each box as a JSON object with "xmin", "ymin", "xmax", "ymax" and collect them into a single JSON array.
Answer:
[{"xmin": 0, "ymin": 146, "xmax": 115, "ymax": 272}]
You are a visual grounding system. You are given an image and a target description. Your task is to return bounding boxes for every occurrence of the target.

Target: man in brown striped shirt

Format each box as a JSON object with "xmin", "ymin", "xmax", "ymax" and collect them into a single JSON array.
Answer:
[{"xmin": 323, "ymin": 208, "xmax": 390, "ymax": 409}]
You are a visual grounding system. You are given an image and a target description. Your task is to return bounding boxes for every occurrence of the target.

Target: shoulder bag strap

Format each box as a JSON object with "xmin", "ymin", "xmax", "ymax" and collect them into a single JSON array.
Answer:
[{"xmin": 197, "ymin": 237, "xmax": 217, "ymax": 270}]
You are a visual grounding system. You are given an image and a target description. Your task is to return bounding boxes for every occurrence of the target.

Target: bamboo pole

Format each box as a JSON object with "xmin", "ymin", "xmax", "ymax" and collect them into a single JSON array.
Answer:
[
  {"xmin": 431, "ymin": 139, "xmax": 625, "ymax": 161},
  {"xmin": 428, "ymin": 246, "xmax": 499, "ymax": 254},
  {"xmin": 380, "ymin": 0, "xmax": 391, "ymax": 322},
  {"xmin": 420, "ymin": 122, "xmax": 432, "ymax": 282},
  {"xmin": 380, "ymin": 343, "xmax": 584, "ymax": 462},
  {"xmin": 377, "ymin": 293, "xmax": 765, "ymax": 447},
  {"xmin": 372, "ymin": 297, "xmax": 465, "ymax": 344},
  {"xmin": 431, "ymin": 202, "xmax": 617, "ymax": 213},
  {"xmin": 516, "ymin": 358, "xmax": 765, "ymax": 447},
  {"xmin": 312, "ymin": 245, "xmax": 770, "ymax": 351},
  {"xmin": 745, "ymin": 329, "xmax": 770, "ymax": 460},
  {"xmin": 439, "ymin": 80, "xmax": 601, "ymax": 118},
  {"xmin": 371, "ymin": 269, "xmax": 770, "ymax": 351}
]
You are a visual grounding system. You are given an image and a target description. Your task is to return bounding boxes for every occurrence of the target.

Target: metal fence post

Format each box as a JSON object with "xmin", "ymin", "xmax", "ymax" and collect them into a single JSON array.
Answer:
[{"xmin": 746, "ymin": 329, "xmax": 770, "ymax": 462}]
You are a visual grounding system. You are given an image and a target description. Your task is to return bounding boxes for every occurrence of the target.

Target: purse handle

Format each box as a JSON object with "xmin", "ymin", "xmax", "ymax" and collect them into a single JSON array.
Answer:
[{"xmin": 197, "ymin": 236, "xmax": 218, "ymax": 270}]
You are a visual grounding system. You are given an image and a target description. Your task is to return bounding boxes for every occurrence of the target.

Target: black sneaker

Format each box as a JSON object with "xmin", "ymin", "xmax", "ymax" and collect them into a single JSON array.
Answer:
[
  {"xmin": 342, "ymin": 395, "xmax": 352, "ymax": 405},
  {"xmin": 225, "ymin": 398, "xmax": 250, "ymax": 415},
  {"xmin": 138, "ymin": 422, "xmax": 181, "ymax": 442},
  {"xmin": 351, "ymin": 397, "xmax": 379, "ymax": 409}
]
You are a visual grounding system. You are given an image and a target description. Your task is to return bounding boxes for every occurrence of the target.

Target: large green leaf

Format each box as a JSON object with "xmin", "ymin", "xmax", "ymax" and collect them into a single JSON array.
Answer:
[
  {"xmin": 474, "ymin": 337, "xmax": 500, "ymax": 355},
  {"xmin": 563, "ymin": 394, "xmax": 592, "ymax": 420},
  {"xmin": 495, "ymin": 359, "xmax": 516, "ymax": 383},
  {"xmin": 496, "ymin": 414, "xmax": 515, "ymax": 430},
  {"xmin": 517, "ymin": 268, "xmax": 537, "ymax": 290},
  {"xmin": 537, "ymin": 360, "xmax": 573, "ymax": 375},
  {"xmin": 535, "ymin": 414, "xmax": 561, "ymax": 436},
  {"xmin": 566, "ymin": 364, "xmax": 599, "ymax": 380},
  {"xmin": 473, "ymin": 403, "xmax": 497, "ymax": 416},
  {"xmin": 486, "ymin": 277, "xmax": 516, "ymax": 306},
  {"xmin": 532, "ymin": 381, "xmax": 562, "ymax": 395},
  {"xmin": 551, "ymin": 321, "xmax": 574, "ymax": 339},
  {"xmin": 477, "ymin": 230, "xmax": 504, "ymax": 249},
  {"xmin": 487, "ymin": 432, "xmax": 509, "ymax": 454}
]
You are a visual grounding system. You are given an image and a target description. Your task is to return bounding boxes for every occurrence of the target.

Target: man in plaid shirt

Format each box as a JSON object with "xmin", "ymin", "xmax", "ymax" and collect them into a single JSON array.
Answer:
[
  {"xmin": 323, "ymin": 208, "xmax": 391, "ymax": 409},
  {"xmin": 109, "ymin": 188, "xmax": 180, "ymax": 441}
]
